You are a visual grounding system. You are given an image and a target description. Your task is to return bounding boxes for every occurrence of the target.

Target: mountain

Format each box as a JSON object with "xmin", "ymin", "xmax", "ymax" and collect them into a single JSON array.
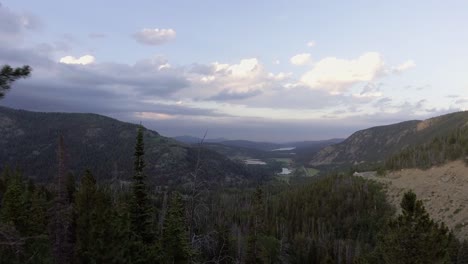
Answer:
[
  {"xmin": 172, "ymin": 135, "xmax": 228, "ymax": 144},
  {"xmin": 0, "ymin": 106, "xmax": 249, "ymax": 185},
  {"xmin": 216, "ymin": 140, "xmax": 281, "ymax": 151},
  {"xmin": 310, "ymin": 111, "xmax": 468, "ymax": 167}
]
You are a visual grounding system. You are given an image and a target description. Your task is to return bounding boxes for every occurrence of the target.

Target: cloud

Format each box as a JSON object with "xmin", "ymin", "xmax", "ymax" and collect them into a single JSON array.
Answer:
[
  {"xmin": 300, "ymin": 52, "xmax": 385, "ymax": 94},
  {"xmin": 392, "ymin": 60, "xmax": 416, "ymax": 73},
  {"xmin": 0, "ymin": 4, "xmax": 42, "ymax": 44},
  {"xmin": 59, "ymin": 55, "xmax": 95, "ymax": 65},
  {"xmin": 133, "ymin": 28, "xmax": 176, "ymax": 45},
  {"xmin": 186, "ymin": 58, "xmax": 267, "ymax": 98},
  {"xmin": 208, "ymin": 89, "xmax": 262, "ymax": 101},
  {"xmin": 353, "ymin": 82, "xmax": 383, "ymax": 99},
  {"xmin": 307, "ymin": 41, "xmax": 316, "ymax": 47},
  {"xmin": 290, "ymin": 53, "xmax": 312, "ymax": 66},
  {"xmin": 88, "ymin": 33, "xmax": 106, "ymax": 39}
]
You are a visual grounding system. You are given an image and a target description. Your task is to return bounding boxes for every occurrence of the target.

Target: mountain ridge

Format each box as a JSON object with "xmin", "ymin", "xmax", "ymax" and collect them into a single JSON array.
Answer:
[
  {"xmin": 0, "ymin": 106, "xmax": 249, "ymax": 186},
  {"xmin": 310, "ymin": 111, "xmax": 468, "ymax": 167}
]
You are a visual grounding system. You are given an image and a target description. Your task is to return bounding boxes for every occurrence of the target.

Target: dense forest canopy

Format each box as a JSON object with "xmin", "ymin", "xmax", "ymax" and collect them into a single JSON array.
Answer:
[{"xmin": 1, "ymin": 127, "xmax": 467, "ymax": 263}]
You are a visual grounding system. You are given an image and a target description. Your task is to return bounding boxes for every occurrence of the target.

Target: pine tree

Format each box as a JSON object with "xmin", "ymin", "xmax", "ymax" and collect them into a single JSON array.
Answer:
[
  {"xmin": 458, "ymin": 240, "xmax": 468, "ymax": 264},
  {"xmin": 75, "ymin": 170, "xmax": 97, "ymax": 264},
  {"xmin": 0, "ymin": 65, "xmax": 31, "ymax": 99},
  {"xmin": 161, "ymin": 192, "xmax": 191, "ymax": 263},
  {"xmin": 379, "ymin": 190, "xmax": 451, "ymax": 263},
  {"xmin": 0, "ymin": 173, "xmax": 27, "ymax": 234},
  {"xmin": 129, "ymin": 126, "xmax": 154, "ymax": 243}
]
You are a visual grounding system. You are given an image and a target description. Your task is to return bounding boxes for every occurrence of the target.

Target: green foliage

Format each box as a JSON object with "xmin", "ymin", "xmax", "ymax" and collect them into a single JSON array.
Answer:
[
  {"xmin": 2, "ymin": 129, "xmax": 468, "ymax": 263},
  {"xmin": 0, "ymin": 173, "xmax": 28, "ymax": 232},
  {"xmin": 129, "ymin": 126, "xmax": 154, "ymax": 244},
  {"xmin": 75, "ymin": 170, "xmax": 121, "ymax": 263},
  {"xmin": 0, "ymin": 171, "xmax": 52, "ymax": 264},
  {"xmin": 246, "ymin": 186, "xmax": 265, "ymax": 264},
  {"xmin": 0, "ymin": 106, "xmax": 250, "ymax": 186},
  {"xmin": 377, "ymin": 190, "xmax": 452, "ymax": 263},
  {"xmin": 0, "ymin": 65, "xmax": 31, "ymax": 99},
  {"xmin": 161, "ymin": 192, "xmax": 192, "ymax": 263},
  {"xmin": 458, "ymin": 240, "xmax": 468, "ymax": 264},
  {"xmin": 385, "ymin": 126, "xmax": 468, "ymax": 170}
]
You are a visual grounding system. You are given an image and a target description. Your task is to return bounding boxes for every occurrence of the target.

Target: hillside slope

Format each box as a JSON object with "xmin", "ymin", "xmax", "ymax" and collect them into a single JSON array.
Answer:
[
  {"xmin": 0, "ymin": 107, "xmax": 249, "ymax": 185},
  {"xmin": 310, "ymin": 111, "xmax": 468, "ymax": 167},
  {"xmin": 360, "ymin": 160, "xmax": 468, "ymax": 240}
]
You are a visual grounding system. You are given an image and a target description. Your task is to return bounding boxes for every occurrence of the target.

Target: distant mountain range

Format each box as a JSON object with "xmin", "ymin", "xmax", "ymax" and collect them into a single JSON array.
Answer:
[
  {"xmin": 310, "ymin": 111, "xmax": 468, "ymax": 167},
  {"xmin": 173, "ymin": 136, "xmax": 344, "ymax": 165},
  {"xmin": 173, "ymin": 136, "xmax": 344, "ymax": 152},
  {"xmin": 0, "ymin": 107, "xmax": 249, "ymax": 186}
]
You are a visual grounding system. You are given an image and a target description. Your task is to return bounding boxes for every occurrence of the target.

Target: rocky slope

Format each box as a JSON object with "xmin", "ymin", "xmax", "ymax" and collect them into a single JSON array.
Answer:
[{"xmin": 360, "ymin": 160, "xmax": 468, "ymax": 240}]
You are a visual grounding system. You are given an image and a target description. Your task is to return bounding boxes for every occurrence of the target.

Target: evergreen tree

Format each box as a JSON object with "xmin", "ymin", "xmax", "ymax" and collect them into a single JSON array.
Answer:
[
  {"xmin": 379, "ymin": 190, "xmax": 451, "ymax": 263},
  {"xmin": 74, "ymin": 170, "xmax": 118, "ymax": 264},
  {"xmin": 161, "ymin": 192, "xmax": 191, "ymax": 263},
  {"xmin": 129, "ymin": 126, "xmax": 154, "ymax": 243},
  {"xmin": 0, "ymin": 173, "xmax": 27, "ymax": 233},
  {"xmin": 74, "ymin": 170, "xmax": 97, "ymax": 264},
  {"xmin": 0, "ymin": 65, "xmax": 31, "ymax": 99},
  {"xmin": 458, "ymin": 240, "xmax": 468, "ymax": 264}
]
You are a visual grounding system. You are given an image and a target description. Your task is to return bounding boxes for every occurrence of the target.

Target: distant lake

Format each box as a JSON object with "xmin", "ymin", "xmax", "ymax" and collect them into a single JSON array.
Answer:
[
  {"xmin": 278, "ymin": 168, "xmax": 292, "ymax": 175},
  {"xmin": 244, "ymin": 159, "xmax": 267, "ymax": 165},
  {"xmin": 271, "ymin": 147, "xmax": 296, "ymax": 151}
]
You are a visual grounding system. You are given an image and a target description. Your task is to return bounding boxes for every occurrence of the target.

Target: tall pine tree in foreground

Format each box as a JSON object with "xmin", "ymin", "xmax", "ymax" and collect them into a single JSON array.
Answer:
[
  {"xmin": 127, "ymin": 126, "xmax": 156, "ymax": 264},
  {"xmin": 130, "ymin": 126, "xmax": 154, "ymax": 243}
]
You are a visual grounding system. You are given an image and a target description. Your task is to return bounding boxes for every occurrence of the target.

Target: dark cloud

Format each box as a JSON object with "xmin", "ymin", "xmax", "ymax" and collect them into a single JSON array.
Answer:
[
  {"xmin": 2, "ymin": 80, "xmax": 225, "ymax": 118},
  {"xmin": 455, "ymin": 98, "xmax": 468, "ymax": 104},
  {"xmin": 132, "ymin": 28, "xmax": 176, "ymax": 46},
  {"xmin": 208, "ymin": 89, "xmax": 262, "ymax": 101},
  {"xmin": 57, "ymin": 62, "xmax": 190, "ymax": 97}
]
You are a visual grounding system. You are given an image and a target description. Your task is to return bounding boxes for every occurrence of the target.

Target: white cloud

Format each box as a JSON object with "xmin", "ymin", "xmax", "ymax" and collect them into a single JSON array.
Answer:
[
  {"xmin": 290, "ymin": 53, "xmax": 312, "ymax": 66},
  {"xmin": 183, "ymin": 58, "xmax": 291, "ymax": 100},
  {"xmin": 392, "ymin": 60, "xmax": 416, "ymax": 73},
  {"xmin": 133, "ymin": 28, "xmax": 176, "ymax": 45},
  {"xmin": 300, "ymin": 52, "xmax": 385, "ymax": 95},
  {"xmin": 307, "ymin": 40, "xmax": 316, "ymax": 47},
  {"xmin": 227, "ymin": 58, "xmax": 260, "ymax": 77},
  {"xmin": 59, "ymin": 55, "xmax": 95, "ymax": 65}
]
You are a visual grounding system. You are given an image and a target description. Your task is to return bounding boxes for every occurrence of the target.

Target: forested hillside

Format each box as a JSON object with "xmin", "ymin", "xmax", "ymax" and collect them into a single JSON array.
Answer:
[
  {"xmin": 310, "ymin": 111, "xmax": 468, "ymax": 168},
  {"xmin": 1, "ymin": 127, "xmax": 467, "ymax": 263},
  {"xmin": 384, "ymin": 125, "xmax": 468, "ymax": 170},
  {"xmin": 0, "ymin": 107, "xmax": 250, "ymax": 186}
]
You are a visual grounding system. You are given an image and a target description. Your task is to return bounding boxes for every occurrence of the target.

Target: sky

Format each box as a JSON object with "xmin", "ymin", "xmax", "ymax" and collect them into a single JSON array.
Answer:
[{"xmin": 0, "ymin": 0, "xmax": 467, "ymax": 142}]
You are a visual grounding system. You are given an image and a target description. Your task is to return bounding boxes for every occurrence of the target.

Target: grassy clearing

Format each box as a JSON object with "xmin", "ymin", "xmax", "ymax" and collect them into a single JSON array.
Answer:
[{"xmin": 305, "ymin": 167, "xmax": 319, "ymax": 176}]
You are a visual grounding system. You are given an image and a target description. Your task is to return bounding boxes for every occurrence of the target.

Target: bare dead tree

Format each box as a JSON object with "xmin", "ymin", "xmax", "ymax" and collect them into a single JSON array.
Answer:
[{"xmin": 188, "ymin": 131, "xmax": 209, "ymax": 241}]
